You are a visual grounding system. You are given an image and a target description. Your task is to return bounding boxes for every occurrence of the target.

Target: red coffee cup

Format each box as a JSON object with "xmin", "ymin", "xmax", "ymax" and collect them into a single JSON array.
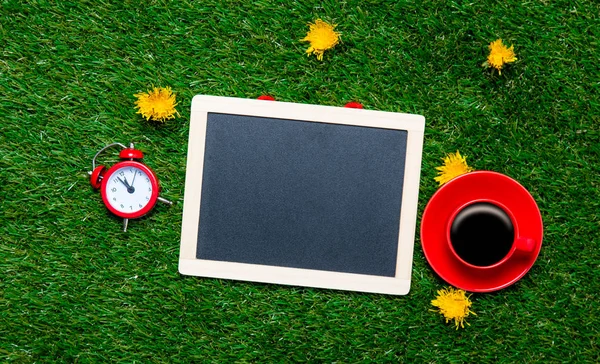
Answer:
[{"xmin": 446, "ymin": 199, "xmax": 537, "ymax": 270}]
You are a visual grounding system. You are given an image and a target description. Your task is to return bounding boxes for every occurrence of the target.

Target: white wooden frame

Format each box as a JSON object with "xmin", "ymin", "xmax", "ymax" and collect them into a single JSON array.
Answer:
[{"xmin": 179, "ymin": 95, "xmax": 425, "ymax": 295}]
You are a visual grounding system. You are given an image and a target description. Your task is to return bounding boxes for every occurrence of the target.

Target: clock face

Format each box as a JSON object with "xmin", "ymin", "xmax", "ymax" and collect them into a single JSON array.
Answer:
[{"xmin": 101, "ymin": 162, "xmax": 159, "ymax": 218}]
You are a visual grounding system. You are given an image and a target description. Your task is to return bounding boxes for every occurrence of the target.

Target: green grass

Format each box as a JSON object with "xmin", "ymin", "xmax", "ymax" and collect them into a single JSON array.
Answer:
[{"xmin": 1, "ymin": 0, "xmax": 599, "ymax": 362}]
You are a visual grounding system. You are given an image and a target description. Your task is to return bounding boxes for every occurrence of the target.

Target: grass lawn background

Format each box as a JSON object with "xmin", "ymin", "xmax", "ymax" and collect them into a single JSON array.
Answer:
[{"xmin": 1, "ymin": 0, "xmax": 599, "ymax": 362}]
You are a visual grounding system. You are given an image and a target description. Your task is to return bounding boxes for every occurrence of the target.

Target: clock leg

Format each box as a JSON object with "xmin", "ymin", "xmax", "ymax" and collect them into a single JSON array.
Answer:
[
  {"xmin": 123, "ymin": 218, "xmax": 129, "ymax": 232},
  {"xmin": 158, "ymin": 196, "xmax": 173, "ymax": 205}
]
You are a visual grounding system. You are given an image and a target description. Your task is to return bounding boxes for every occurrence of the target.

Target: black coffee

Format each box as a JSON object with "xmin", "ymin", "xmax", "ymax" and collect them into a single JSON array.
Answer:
[{"xmin": 450, "ymin": 202, "xmax": 514, "ymax": 267}]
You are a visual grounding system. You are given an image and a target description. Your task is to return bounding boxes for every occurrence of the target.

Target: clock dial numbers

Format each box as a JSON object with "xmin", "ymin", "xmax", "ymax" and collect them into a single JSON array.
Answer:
[{"xmin": 105, "ymin": 166, "xmax": 154, "ymax": 214}]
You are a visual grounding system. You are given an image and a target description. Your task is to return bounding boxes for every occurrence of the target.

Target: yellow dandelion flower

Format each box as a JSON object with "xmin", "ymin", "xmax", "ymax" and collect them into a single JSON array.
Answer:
[
  {"xmin": 484, "ymin": 39, "xmax": 517, "ymax": 74},
  {"xmin": 134, "ymin": 86, "xmax": 179, "ymax": 122},
  {"xmin": 434, "ymin": 151, "xmax": 474, "ymax": 186},
  {"xmin": 301, "ymin": 19, "xmax": 340, "ymax": 61},
  {"xmin": 431, "ymin": 287, "xmax": 476, "ymax": 329}
]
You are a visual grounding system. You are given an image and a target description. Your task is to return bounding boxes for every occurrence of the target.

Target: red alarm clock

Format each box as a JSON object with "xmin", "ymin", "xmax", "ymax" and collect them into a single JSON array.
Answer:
[{"xmin": 89, "ymin": 142, "xmax": 172, "ymax": 231}]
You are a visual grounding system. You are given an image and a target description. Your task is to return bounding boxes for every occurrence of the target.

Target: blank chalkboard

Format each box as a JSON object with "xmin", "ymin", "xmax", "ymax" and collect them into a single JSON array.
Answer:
[{"xmin": 180, "ymin": 96, "xmax": 425, "ymax": 295}]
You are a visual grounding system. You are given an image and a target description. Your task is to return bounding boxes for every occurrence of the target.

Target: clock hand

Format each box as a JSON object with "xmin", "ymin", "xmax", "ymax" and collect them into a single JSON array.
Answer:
[
  {"xmin": 131, "ymin": 170, "xmax": 137, "ymax": 187},
  {"xmin": 118, "ymin": 177, "xmax": 135, "ymax": 194},
  {"xmin": 124, "ymin": 177, "xmax": 135, "ymax": 193},
  {"xmin": 117, "ymin": 177, "xmax": 129, "ymax": 188}
]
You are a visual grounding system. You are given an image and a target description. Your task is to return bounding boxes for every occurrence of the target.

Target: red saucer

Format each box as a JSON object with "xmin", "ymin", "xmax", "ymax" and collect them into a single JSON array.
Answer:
[{"xmin": 421, "ymin": 171, "xmax": 543, "ymax": 292}]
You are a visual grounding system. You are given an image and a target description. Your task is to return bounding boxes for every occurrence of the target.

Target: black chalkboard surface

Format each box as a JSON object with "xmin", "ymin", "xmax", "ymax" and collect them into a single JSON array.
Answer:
[{"xmin": 180, "ymin": 96, "xmax": 425, "ymax": 295}]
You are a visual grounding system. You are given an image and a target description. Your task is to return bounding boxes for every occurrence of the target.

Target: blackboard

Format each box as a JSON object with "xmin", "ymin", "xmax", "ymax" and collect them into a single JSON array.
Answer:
[{"xmin": 180, "ymin": 96, "xmax": 425, "ymax": 295}]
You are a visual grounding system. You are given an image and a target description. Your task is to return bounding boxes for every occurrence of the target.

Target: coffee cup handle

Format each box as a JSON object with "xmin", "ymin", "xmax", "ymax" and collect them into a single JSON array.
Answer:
[{"xmin": 515, "ymin": 237, "xmax": 536, "ymax": 253}]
